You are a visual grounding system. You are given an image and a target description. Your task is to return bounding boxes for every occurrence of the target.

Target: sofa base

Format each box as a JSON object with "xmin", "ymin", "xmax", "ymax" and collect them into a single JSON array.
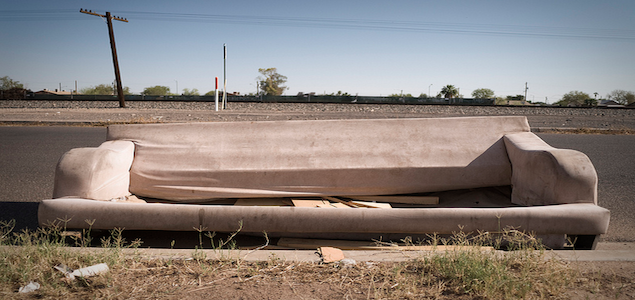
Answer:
[{"xmin": 39, "ymin": 198, "xmax": 609, "ymax": 250}]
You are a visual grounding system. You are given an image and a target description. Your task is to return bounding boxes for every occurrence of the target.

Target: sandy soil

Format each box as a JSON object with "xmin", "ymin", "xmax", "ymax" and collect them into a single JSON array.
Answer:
[{"xmin": 2, "ymin": 101, "xmax": 635, "ymax": 131}]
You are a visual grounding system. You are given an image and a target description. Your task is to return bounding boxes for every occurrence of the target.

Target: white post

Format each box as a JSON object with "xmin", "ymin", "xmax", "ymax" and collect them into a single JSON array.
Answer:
[{"xmin": 215, "ymin": 76, "xmax": 219, "ymax": 111}]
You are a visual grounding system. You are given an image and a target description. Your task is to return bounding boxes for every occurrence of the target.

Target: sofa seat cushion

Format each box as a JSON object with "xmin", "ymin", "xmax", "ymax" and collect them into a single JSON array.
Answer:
[
  {"xmin": 107, "ymin": 117, "xmax": 531, "ymax": 200},
  {"xmin": 39, "ymin": 198, "xmax": 609, "ymax": 236}
]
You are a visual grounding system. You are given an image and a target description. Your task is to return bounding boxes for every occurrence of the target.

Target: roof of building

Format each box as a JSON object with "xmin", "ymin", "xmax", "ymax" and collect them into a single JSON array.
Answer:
[{"xmin": 35, "ymin": 89, "xmax": 72, "ymax": 95}]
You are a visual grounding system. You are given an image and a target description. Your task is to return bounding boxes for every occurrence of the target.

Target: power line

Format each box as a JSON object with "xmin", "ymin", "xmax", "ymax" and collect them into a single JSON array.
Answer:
[
  {"xmin": 110, "ymin": 10, "xmax": 635, "ymax": 41},
  {"xmin": 2, "ymin": 9, "xmax": 634, "ymax": 41}
]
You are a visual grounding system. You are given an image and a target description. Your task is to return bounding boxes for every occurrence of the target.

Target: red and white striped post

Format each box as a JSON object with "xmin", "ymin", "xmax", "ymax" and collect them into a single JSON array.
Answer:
[{"xmin": 215, "ymin": 76, "xmax": 219, "ymax": 111}]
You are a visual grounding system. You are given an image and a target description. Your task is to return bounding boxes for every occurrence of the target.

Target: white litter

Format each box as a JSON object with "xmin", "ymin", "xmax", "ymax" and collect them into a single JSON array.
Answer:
[
  {"xmin": 340, "ymin": 258, "xmax": 357, "ymax": 266},
  {"xmin": 18, "ymin": 281, "xmax": 40, "ymax": 293},
  {"xmin": 54, "ymin": 263, "xmax": 109, "ymax": 280}
]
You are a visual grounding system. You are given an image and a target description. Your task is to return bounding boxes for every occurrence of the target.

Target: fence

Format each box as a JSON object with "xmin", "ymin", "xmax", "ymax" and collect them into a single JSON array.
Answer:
[{"xmin": 14, "ymin": 93, "xmax": 495, "ymax": 105}]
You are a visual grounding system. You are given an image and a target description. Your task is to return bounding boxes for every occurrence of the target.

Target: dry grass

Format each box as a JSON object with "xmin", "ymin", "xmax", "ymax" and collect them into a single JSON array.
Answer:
[{"xmin": 1, "ymin": 220, "xmax": 633, "ymax": 299}]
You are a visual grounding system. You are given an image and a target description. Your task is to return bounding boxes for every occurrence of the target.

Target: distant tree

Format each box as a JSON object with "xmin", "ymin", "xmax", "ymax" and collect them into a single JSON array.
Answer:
[
  {"xmin": 143, "ymin": 85, "xmax": 171, "ymax": 96},
  {"xmin": 324, "ymin": 91, "xmax": 351, "ymax": 96},
  {"xmin": 182, "ymin": 88, "xmax": 200, "ymax": 96},
  {"xmin": 388, "ymin": 93, "xmax": 413, "ymax": 97},
  {"xmin": 495, "ymin": 97, "xmax": 507, "ymax": 105},
  {"xmin": 80, "ymin": 84, "xmax": 130, "ymax": 95},
  {"xmin": 418, "ymin": 93, "xmax": 429, "ymax": 98},
  {"xmin": 0, "ymin": 77, "xmax": 28, "ymax": 99},
  {"xmin": 608, "ymin": 89, "xmax": 635, "ymax": 105},
  {"xmin": 471, "ymin": 88, "xmax": 495, "ymax": 99},
  {"xmin": 556, "ymin": 91, "xmax": 590, "ymax": 107},
  {"xmin": 439, "ymin": 85, "xmax": 459, "ymax": 99},
  {"xmin": 1, "ymin": 76, "xmax": 24, "ymax": 90},
  {"xmin": 506, "ymin": 95, "xmax": 525, "ymax": 101},
  {"xmin": 204, "ymin": 90, "xmax": 216, "ymax": 96},
  {"xmin": 258, "ymin": 68, "xmax": 287, "ymax": 96},
  {"xmin": 584, "ymin": 98, "xmax": 598, "ymax": 107}
]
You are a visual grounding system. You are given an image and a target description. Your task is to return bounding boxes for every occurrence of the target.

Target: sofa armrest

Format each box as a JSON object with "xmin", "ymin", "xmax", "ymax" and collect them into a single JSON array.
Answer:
[
  {"xmin": 53, "ymin": 141, "xmax": 135, "ymax": 201},
  {"xmin": 504, "ymin": 132, "xmax": 597, "ymax": 206}
]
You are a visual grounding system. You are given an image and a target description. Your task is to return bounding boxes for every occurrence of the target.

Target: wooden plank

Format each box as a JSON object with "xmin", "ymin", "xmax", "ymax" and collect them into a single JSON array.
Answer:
[
  {"xmin": 321, "ymin": 196, "xmax": 392, "ymax": 208},
  {"xmin": 291, "ymin": 199, "xmax": 331, "ymax": 207},
  {"xmin": 329, "ymin": 202, "xmax": 352, "ymax": 208},
  {"xmin": 277, "ymin": 237, "xmax": 494, "ymax": 251},
  {"xmin": 322, "ymin": 196, "xmax": 376, "ymax": 208},
  {"xmin": 234, "ymin": 198, "xmax": 292, "ymax": 206},
  {"xmin": 348, "ymin": 196, "xmax": 439, "ymax": 205},
  {"xmin": 351, "ymin": 200, "xmax": 392, "ymax": 209},
  {"xmin": 321, "ymin": 196, "xmax": 358, "ymax": 208}
]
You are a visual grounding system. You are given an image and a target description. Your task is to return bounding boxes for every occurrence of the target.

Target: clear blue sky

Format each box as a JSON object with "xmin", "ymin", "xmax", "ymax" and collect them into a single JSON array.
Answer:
[{"xmin": 1, "ymin": 0, "xmax": 634, "ymax": 102}]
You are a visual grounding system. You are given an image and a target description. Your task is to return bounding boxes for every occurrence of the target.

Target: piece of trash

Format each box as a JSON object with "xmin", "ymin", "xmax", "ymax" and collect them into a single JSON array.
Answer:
[
  {"xmin": 340, "ymin": 258, "xmax": 357, "ymax": 266},
  {"xmin": 317, "ymin": 246, "xmax": 345, "ymax": 263},
  {"xmin": 71, "ymin": 263, "xmax": 109, "ymax": 278},
  {"xmin": 54, "ymin": 263, "xmax": 109, "ymax": 280},
  {"xmin": 18, "ymin": 281, "xmax": 40, "ymax": 293},
  {"xmin": 53, "ymin": 264, "xmax": 73, "ymax": 275}
]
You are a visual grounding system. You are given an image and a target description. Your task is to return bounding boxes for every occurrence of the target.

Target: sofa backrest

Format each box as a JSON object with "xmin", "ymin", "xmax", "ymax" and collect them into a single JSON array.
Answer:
[{"xmin": 107, "ymin": 116, "xmax": 531, "ymax": 200}]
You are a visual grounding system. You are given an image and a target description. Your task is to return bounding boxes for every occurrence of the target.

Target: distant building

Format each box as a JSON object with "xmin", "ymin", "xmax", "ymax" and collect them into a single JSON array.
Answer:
[
  {"xmin": 35, "ymin": 89, "xmax": 73, "ymax": 96},
  {"xmin": 598, "ymin": 100, "xmax": 625, "ymax": 108},
  {"xmin": 598, "ymin": 100, "xmax": 619, "ymax": 106}
]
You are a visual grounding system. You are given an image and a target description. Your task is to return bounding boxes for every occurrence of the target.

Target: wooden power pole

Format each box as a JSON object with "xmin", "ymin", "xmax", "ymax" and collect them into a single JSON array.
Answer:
[{"xmin": 80, "ymin": 9, "xmax": 128, "ymax": 108}]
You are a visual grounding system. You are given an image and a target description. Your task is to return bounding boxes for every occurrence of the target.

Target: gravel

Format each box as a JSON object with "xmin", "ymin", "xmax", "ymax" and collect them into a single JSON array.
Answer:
[{"xmin": 1, "ymin": 100, "xmax": 634, "ymax": 130}]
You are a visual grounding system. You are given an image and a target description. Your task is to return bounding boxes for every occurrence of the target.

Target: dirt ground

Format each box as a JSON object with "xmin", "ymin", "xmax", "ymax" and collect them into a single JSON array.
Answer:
[
  {"xmin": 183, "ymin": 261, "xmax": 635, "ymax": 300},
  {"xmin": 26, "ymin": 259, "xmax": 634, "ymax": 300},
  {"xmin": 566, "ymin": 261, "xmax": 635, "ymax": 300},
  {"xmin": 2, "ymin": 101, "xmax": 635, "ymax": 131}
]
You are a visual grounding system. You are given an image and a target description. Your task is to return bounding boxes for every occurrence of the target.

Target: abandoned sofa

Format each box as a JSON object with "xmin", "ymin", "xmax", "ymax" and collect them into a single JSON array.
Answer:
[{"xmin": 39, "ymin": 116, "xmax": 610, "ymax": 249}]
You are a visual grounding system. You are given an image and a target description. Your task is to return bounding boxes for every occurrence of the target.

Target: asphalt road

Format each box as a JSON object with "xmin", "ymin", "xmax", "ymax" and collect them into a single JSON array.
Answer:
[{"xmin": 0, "ymin": 126, "xmax": 633, "ymax": 242}]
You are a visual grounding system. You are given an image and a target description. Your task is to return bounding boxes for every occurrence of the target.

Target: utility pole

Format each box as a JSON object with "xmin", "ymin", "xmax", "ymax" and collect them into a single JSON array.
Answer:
[
  {"xmin": 524, "ymin": 82, "xmax": 529, "ymax": 104},
  {"xmin": 80, "ymin": 9, "xmax": 128, "ymax": 108},
  {"xmin": 222, "ymin": 43, "xmax": 227, "ymax": 109}
]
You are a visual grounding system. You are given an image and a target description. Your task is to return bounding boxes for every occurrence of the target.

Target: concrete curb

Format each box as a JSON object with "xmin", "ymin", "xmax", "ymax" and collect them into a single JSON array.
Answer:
[{"xmin": 6, "ymin": 243, "xmax": 632, "ymax": 262}]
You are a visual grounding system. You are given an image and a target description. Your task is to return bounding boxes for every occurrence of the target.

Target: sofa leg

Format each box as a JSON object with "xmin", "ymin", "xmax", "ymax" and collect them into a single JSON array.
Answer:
[
  {"xmin": 569, "ymin": 235, "xmax": 599, "ymax": 250},
  {"xmin": 537, "ymin": 234, "xmax": 566, "ymax": 250}
]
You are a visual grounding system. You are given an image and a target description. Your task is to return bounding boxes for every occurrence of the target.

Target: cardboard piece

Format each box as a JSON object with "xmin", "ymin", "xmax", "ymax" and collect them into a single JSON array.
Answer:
[
  {"xmin": 318, "ymin": 246, "xmax": 346, "ymax": 263},
  {"xmin": 291, "ymin": 199, "xmax": 331, "ymax": 207},
  {"xmin": 349, "ymin": 196, "xmax": 439, "ymax": 205}
]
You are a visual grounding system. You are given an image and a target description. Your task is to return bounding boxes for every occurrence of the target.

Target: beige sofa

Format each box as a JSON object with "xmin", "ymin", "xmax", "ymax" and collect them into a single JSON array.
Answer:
[{"xmin": 39, "ymin": 116, "xmax": 610, "ymax": 249}]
